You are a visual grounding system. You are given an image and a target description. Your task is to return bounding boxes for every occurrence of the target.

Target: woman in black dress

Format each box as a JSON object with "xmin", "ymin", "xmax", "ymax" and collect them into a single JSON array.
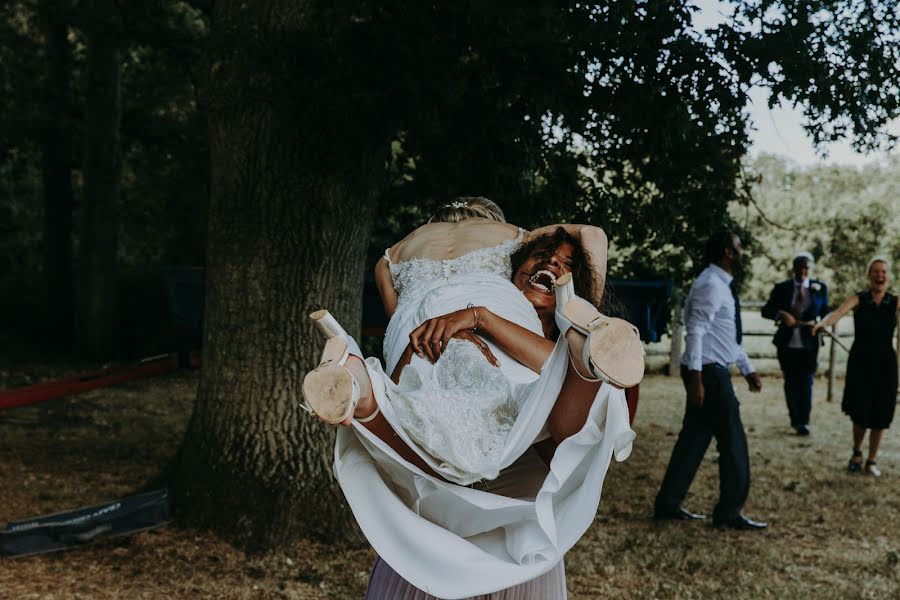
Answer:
[{"xmin": 814, "ymin": 259, "xmax": 898, "ymax": 477}]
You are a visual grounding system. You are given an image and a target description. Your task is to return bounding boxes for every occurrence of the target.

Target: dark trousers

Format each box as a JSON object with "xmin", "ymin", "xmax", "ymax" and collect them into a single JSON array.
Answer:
[
  {"xmin": 655, "ymin": 364, "xmax": 750, "ymax": 521},
  {"xmin": 777, "ymin": 347, "xmax": 817, "ymax": 428}
]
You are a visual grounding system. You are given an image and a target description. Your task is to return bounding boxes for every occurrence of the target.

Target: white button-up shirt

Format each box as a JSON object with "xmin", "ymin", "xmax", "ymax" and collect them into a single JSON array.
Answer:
[{"xmin": 681, "ymin": 264, "xmax": 755, "ymax": 375}]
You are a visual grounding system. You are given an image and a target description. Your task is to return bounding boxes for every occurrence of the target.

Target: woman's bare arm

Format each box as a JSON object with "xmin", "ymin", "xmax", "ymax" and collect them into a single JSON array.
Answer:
[
  {"xmin": 577, "ymin": 226, "xmax": 608, "ymax": 301},
  {"xmin": 812, "ymin": 294, "xmax": 859, "ymax": 334},
  {"xmin": 375, "ymin": 256, "xmax": 399, "ymax": 318},
  {"xmin": 477, "ymin": 309, "xmax": 555, "ymax": 372},
  {"xmin": 407, "ymin": 306, "xmax": 554, "ymax": 373}
]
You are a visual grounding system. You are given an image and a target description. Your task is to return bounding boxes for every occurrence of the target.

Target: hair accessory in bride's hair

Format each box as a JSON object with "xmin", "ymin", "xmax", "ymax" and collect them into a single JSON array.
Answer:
[{"xmin": 448, "ymin": 201, "xmax": 468, "ymax": 209}]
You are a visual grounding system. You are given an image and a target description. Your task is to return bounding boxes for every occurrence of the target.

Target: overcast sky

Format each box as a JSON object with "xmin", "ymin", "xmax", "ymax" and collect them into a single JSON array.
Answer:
[{"xmin": 692, "ymin": 0, "xmax": 899, "ymax": 167}]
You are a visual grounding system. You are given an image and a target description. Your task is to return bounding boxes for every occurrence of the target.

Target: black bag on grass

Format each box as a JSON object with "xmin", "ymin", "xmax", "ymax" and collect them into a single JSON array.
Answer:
[{"xmin": 0, "ymin": 489, "xmax": 171, "ymax": 557}]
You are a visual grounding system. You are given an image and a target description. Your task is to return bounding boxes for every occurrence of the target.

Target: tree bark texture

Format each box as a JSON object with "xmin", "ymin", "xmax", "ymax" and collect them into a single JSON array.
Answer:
[
  {"xmin": 39, "ymin": 0, "xmax": 75, "ymax": 347},
  {"xmin": 77, "ymin": 0, "xmax": 122, "ymax": 355},
  {"xmin": 174, "ymin": 0, "xmax": 382, "ymax": 548}
]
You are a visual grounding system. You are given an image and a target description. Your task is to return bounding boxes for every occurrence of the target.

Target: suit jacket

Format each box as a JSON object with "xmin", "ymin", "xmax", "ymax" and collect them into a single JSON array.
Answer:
[{"xmin": 761, "ymin": 278, "xmax": 829, "ymax": 350}]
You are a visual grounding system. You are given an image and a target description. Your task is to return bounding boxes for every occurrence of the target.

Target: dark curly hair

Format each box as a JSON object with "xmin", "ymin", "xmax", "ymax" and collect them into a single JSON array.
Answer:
[{"xmin": 510, "ymin": 227, "xmax": 600, "ymax": 307}]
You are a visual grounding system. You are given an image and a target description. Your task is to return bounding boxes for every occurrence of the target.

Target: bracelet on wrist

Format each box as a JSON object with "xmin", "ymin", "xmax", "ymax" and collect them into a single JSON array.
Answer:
[{"xmin": 466, "ymin": 303, "xmax": 480, "ymax": 332}]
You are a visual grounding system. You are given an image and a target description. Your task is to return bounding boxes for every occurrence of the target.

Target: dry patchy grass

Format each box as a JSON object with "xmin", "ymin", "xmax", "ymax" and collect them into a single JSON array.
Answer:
[{"xmin": 0, "ymin": 369, "xmax": 898, "ymax": 599}]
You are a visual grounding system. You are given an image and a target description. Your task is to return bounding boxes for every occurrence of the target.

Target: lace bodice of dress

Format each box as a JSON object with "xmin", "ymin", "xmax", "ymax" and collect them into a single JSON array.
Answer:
[{"xmin": 387, "ymin": 229, "xmax": 525, "ymax": 300}]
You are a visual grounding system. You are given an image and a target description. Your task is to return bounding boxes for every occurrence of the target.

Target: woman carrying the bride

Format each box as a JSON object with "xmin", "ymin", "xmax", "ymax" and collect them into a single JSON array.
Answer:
[{"xmin": 303, "ymin": 198, "xmax": 643, "ymax": 598}]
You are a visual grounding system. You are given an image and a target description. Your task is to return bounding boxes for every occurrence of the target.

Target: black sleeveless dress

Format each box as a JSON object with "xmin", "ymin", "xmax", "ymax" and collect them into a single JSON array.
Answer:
[{"xmin": 842, "ymin": 291, "xmax": 898, "ymax": 429}]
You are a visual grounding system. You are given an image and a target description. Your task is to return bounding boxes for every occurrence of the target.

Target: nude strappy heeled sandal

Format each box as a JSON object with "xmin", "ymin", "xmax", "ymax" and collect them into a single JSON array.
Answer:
[
  {"xmin": 301, "ymin": 310, "xmax": 378, "ymax": 424},
  {"xmin": 554, "ymin": 273, "xmax": 645, "ymax": 388}
]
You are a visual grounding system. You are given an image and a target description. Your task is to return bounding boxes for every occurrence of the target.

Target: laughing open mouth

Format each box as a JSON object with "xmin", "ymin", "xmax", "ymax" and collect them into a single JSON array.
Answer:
[{"xmin": 528, "ymin": 269, "xmax": 557, "ymax": 293}]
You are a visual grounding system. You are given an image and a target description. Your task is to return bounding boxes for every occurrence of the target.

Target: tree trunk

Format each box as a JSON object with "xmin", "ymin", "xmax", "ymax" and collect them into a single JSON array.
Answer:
[
  {"xmin": 77, "ymin": 0, "xmax": 122, "ymax": 356},
  {"xmin": 173, "ymin": 1, "xmax": 381, "ymax": 548},
  {"xmin": 39, "ymin": 0, "xmax": 75, "ymax": 347}
]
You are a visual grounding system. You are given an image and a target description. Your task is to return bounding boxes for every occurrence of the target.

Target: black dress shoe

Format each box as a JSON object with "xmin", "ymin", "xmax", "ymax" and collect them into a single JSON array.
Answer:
[
  {"xmin": 654, "ymin": 506, "xmax": 707, "ymax": 521},
  {"xmin": 713, "ymin": 514, "xmax": 768, "ymax": 530},
  {"xmin": 795, "ymin": 425, "xmax": 810, "ymax": 436},
  {"xmin": 848, "ymin": 450, "xmax": 863, "ymax": 472}
]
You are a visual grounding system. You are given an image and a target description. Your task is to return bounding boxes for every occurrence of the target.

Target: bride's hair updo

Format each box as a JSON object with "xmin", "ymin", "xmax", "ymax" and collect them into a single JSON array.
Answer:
[{"xmin": 428, "ymin": 197, "xmax": 506, "ymax": 223}]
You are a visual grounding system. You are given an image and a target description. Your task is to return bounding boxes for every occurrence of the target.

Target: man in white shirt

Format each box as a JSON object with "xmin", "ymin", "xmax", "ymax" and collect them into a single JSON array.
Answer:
[
  {"xmin": 654, "ymin": 231, "xmax": 767, "ymax": 530},
  {"xmin": 761, "ymin": 253, "xmax": 830, "ymax": 435}
]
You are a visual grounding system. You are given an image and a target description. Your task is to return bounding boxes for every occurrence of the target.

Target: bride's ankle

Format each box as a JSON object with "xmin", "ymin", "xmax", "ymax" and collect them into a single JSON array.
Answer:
[
  {"xmin": 564, "ymin": 329, "xmax": 596, "ymax": 381},
  {"xmin": 353, "ymin": 397, "xmax": 378, "ymax": 421},
  {"xmin": 344, "ymin": 356, "xmax": 377, "ymax": 419}
]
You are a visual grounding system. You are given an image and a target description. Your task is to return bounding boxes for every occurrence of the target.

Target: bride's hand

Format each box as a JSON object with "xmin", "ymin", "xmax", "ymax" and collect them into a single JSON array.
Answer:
[
  {"xmin": 404, "ymin": 330, "xmax": 498, "ymax": 366},
  {"xmin": 409, "ymin": 307, "xmax": 481, "ymax": 363}
]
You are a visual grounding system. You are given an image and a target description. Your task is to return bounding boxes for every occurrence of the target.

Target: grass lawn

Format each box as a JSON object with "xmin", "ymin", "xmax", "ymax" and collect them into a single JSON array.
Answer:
[{"xmin": 1, "ymin": 368, "xmax": 897, "ymax": 599}]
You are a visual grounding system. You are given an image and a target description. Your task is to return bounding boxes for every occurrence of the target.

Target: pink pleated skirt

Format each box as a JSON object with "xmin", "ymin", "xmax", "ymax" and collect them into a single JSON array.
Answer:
[{"xmin": 364, "ymin": 556, "xmax": 566, "ymax": 600}]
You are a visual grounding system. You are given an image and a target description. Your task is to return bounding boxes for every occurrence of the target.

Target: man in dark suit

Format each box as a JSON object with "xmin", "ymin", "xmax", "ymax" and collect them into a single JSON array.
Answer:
[{"xmin": 761, "ymin": 253, "xmax": 829, "ymax": 435}]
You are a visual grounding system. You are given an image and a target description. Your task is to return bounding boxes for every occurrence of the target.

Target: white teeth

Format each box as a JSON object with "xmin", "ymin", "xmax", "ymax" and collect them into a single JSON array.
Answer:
[{"xmin": 528, "ymin": 270, "xmax": 557, "ymax": 292}]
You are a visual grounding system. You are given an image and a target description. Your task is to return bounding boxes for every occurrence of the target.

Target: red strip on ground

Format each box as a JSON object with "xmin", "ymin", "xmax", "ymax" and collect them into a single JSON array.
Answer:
[{"xmin": 0, "ymin": 354, "xmax": 180, "ymax": 411}]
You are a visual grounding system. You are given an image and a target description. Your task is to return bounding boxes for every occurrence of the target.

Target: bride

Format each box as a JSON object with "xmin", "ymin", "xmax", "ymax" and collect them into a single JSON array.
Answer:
[
  {"xmin": 302, "ymin": 198, "xmax": 643, "ymax": 598},
  {"xmin": 304, "ymin": 198, "xmax": 642, "ymax": 483}
]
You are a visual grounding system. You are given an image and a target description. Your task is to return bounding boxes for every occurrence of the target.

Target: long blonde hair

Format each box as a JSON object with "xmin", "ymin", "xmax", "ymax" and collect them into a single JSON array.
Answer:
[{"xmin": 428, "ymin": 197, "xmax": 506, "ymax": 223}]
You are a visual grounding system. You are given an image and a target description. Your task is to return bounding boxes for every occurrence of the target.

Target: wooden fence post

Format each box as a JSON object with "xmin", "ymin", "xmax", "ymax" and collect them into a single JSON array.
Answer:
[
  {"xmin": 668, "ymin": 298, "xmax": 683, "ymax": 376},
  {"xmin": 827, "ymin": 323, "xmax": 837, "ymax": 403}
]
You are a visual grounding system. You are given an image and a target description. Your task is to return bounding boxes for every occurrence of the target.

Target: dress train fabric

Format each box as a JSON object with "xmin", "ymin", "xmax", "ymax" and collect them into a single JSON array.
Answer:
[{"xmin": 333, "ymin": 334, "xmax": 634, "ymax": 599}]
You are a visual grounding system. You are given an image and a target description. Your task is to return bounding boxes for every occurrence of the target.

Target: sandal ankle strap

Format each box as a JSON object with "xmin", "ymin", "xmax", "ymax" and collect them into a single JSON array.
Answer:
[{"xmin": 355, "ymin": 405, "xmax": 380, "ymax": 423}]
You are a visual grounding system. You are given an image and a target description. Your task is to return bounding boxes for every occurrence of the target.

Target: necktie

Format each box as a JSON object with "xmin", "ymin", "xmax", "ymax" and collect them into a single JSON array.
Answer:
[
  {"xmin": 731, "ymin": 281, "xmax": 742, "ymax": 344},
  {"xmin": 791, "ymin": 283, "xmax": 807, "ymax": 318}
]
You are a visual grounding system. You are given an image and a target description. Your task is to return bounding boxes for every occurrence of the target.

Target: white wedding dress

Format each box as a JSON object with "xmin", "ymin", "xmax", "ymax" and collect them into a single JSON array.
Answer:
[
  {"xmin": 332, "ymin": 230, "xmax": 635, "ymax": 598},
  {"xmin": 380, "ymin": 229, "xmax": 550, "ymax": 484}
]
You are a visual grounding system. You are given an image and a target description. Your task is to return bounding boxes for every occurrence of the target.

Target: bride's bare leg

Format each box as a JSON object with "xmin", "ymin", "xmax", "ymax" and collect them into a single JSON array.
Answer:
[
  {"xmin": 390, "ymin": 345, "xmax": 415, "ymax": 384},
  {"xmin": 548, "ymin": 331, "xmax": 640, "ymax": 453},
  {"xmin": 336, "ymin": 347, "xmax": 412, "ymax": 420},
  {"xmin": 339, "ymin": 355, "xmax": 376, "ymax": 423},
  {"xmin": 306, "ymin": 310, "xmax": 441, "ymax": 476},
  {"xmin": 339, "ymin": 352, "xmax": 441, "ymax": 479},
  {"xmin": 547, "ymin": 358, "xmax": 602, "ymax": 444}
]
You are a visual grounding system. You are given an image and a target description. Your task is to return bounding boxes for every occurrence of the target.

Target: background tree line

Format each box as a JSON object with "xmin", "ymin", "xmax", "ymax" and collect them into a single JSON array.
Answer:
[
  {"xmin": 3, "ymin": 1, "xmax": 899, "ymax": 356},
  {"xmin": 1, "ymin": 0, "xmax": 898, "ymax": 548},
  {"xmin": 736, "ymin": 153, "xmax": 900, "ymax": 302},
  {"xmin": 0, "ymin": 0, "xmax": 208, "ymax": 355}
]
